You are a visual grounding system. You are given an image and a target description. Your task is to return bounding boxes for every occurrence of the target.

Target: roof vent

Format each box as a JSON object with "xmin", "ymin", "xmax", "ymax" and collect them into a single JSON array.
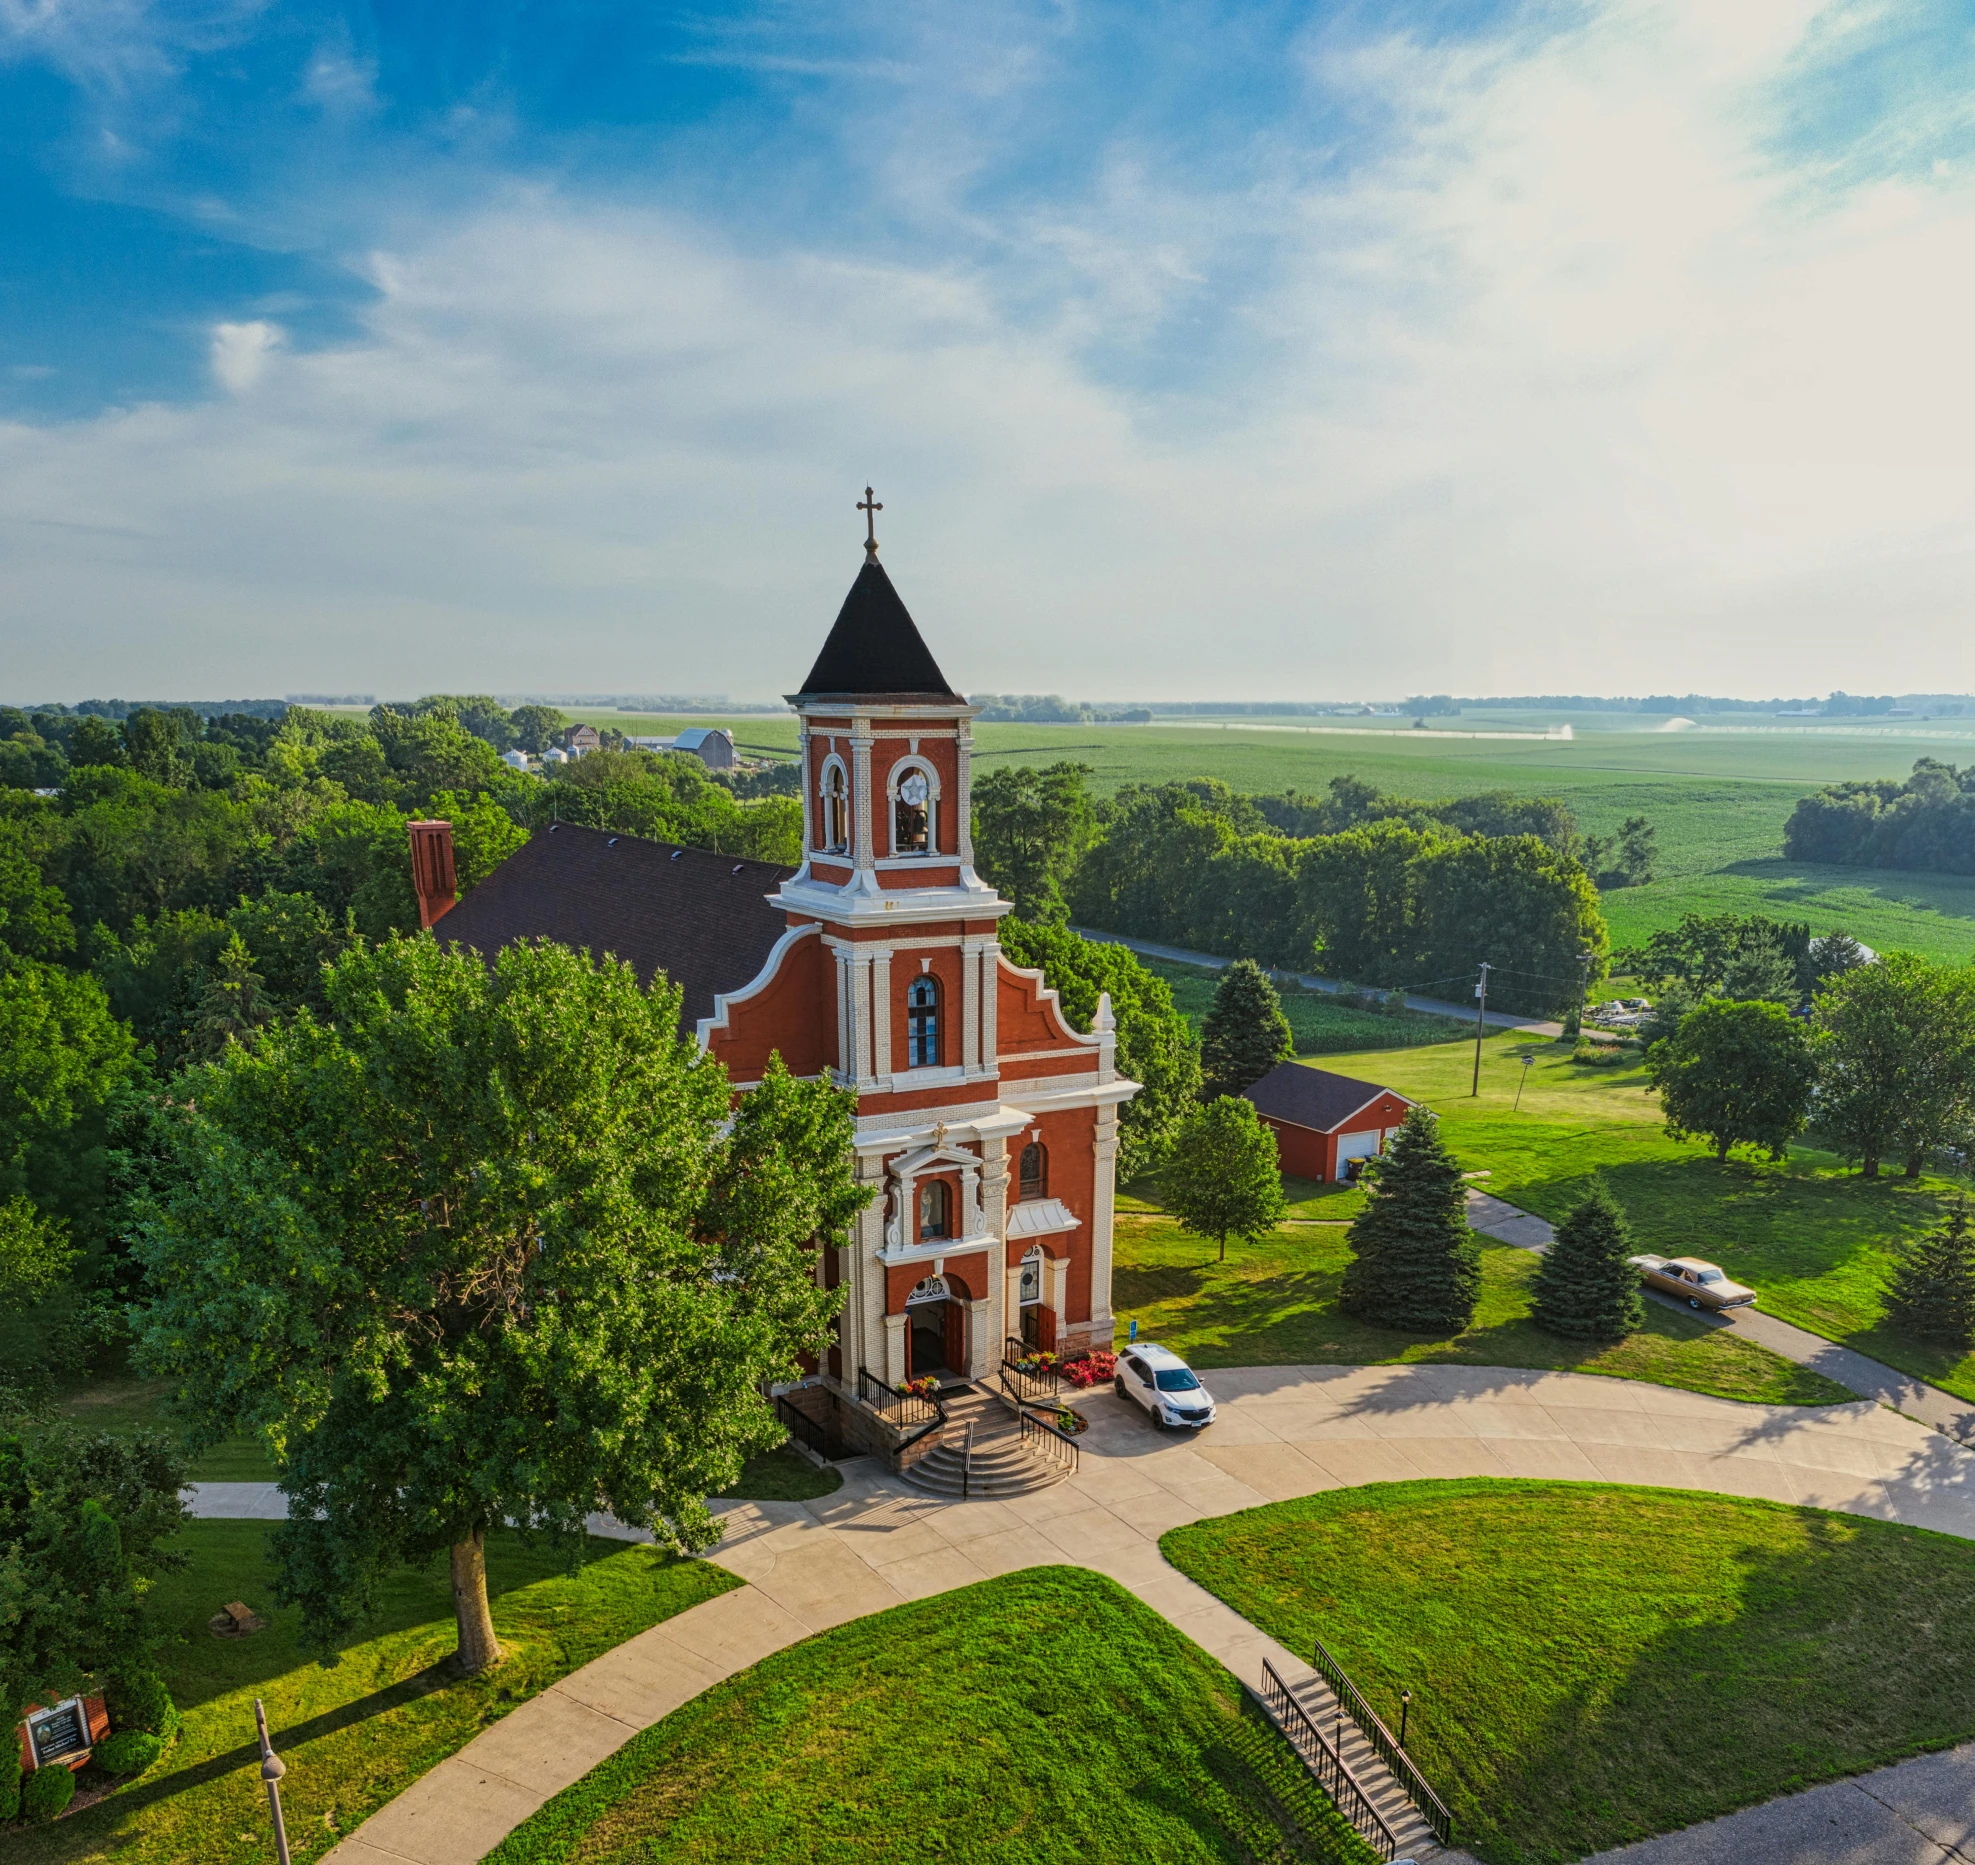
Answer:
[
  {"xmin": 549, "ymin": 822, "xmax": 559, "ymax": 832},
  {"xmin": 608, "ymin": 837, "xmax": 619, "ymax": 846},
  {"xmin": 732, "ymin": 863, "xmax": 744, "ymax": 873},
  {"xmin": 670, "ymin": 849, "xmax": 684, "ymax": 861}
]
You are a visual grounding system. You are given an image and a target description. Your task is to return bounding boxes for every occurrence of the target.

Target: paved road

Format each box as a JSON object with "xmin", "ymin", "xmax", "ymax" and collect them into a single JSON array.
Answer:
[
  {"xmin": 1070, "ymin": 927, "xmax": 1567, "ymax": 1037},
  {"xmin": 187, "ymin": 1361, "xmax": 1975, "ymax": 1865},
  {"xmin": 1466, "ymin": 1190, "xmax": 1975, "ymax": 1446}
]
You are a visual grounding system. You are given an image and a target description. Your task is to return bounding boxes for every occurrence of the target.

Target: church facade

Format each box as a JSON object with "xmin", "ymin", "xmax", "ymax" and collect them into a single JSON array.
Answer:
[{"xmin": 425, "ymin": 533, "xmax": 1139, "ymax": 1395}]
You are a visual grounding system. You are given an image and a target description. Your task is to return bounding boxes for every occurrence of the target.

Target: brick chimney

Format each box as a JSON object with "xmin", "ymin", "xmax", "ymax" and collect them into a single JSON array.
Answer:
[{"xmin": 407, "ymin": 820, "xmax": 457, "ymax": 929}]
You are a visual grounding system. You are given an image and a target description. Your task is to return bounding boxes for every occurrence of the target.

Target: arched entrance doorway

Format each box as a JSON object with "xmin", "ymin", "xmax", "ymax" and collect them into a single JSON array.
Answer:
[{"xmin": 904, "ymin": 1275, "xmax": 965, "ymax": 1380}]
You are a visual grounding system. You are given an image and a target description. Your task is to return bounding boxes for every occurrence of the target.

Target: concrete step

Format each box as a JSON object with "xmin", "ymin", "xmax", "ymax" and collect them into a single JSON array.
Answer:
[{"xmin": 1282, "ymin": 1674, "xmax": 1445, "ymax": 1854}]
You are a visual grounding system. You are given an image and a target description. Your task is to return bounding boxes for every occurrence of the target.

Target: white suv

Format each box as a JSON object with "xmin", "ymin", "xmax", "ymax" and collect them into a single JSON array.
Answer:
[{"xmin": 1115, "ymin": 1345, "xmax": 1217, "ymax": 1430}]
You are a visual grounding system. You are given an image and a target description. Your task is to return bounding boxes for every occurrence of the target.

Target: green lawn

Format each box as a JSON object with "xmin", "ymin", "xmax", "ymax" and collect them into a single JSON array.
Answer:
[
  {"xmin": 1304, "ymin": 1034, "xmax": 1975, "ymax": 1400},
  {"xmin": 1162, "ymin": 1480, "xmax": 1975, "ymax": 1864},
  {"xmin": 15, "ymin": 1521, "xmax": 736, "ymax": 1865},
  {"xmin": 1113, "ymin": 1214, "xmax": 1848, "ymax": 1406},
  {"xmin": 1141, "ymin": 955, "xmax": 1472, "ymax": 1053},
  {"xmin": 485, "ymin": 1566, "xmax": 1370, "ymax": 1865}
]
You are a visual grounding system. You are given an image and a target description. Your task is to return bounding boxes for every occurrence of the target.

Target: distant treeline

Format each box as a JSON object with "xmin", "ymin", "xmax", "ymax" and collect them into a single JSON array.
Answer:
[
  {"xmin": 973, "ymin": 769, "xmax": 1607, "ymax": 1017},
  {"xmin": 1784, "ymin": 760, "xmax": 1975, "ymax": 876}
]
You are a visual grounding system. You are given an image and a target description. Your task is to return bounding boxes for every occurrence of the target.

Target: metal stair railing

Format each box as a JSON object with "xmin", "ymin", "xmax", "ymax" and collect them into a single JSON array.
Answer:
[
  {"xmin": 1260, "ymin": 1659, "xmax": 1402, "ymax": 1861},
  {"xmin": 855, "ymin": 1367, "xmax": 946, "ymax": 1465},
  {"xmin": 1309, "ymin": 1633, "xmax": 1453, "ymax": 1848},
  {"xmin": 995, "ymin": 1344, "xmax": 1080, "ymax": 1475}
]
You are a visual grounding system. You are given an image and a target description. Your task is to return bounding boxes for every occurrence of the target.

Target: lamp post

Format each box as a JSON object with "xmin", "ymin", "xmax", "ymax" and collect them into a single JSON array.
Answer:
[
  {"xmin": 1399, "ymin": 1688, "xmax": 1413, "ymax": 1751},
  {"xmin": 254, "ymin": 1698, "xmax": 292, "ymax": 1865}
]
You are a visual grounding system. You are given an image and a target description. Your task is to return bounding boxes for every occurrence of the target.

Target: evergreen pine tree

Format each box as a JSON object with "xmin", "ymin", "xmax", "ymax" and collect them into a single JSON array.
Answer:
[
  {"xmin": 193, "ymin": 933, "xmax": 270, "ymax": 1058},
  {"xmin": 1339, "ymin": 1105, "xmax": 1480, "ymax": 1333},
  {"xmin": 1530, "ymin": 1182, "xmax": 1645, "ymax": 1342},
  {"xmin": 1886, "ymin": 1197, "xmax": 1975, "ymax": 1349},
  {"xmin": 1200, "ymin": 959, "xmax": 1294, "ymax": 1100}
]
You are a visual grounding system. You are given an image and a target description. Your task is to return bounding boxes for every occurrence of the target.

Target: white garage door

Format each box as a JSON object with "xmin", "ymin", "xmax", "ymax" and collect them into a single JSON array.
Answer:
[{"xmin": 1335, "ymin": 1130, "xmax": 1380, "ymax": 1180}]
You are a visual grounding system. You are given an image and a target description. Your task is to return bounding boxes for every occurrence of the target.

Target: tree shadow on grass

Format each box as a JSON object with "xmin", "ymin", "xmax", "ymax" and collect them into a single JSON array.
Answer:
[{"xmin": 1456, "ymin": 1505, "xmax": 1975, "ymax": 1864}]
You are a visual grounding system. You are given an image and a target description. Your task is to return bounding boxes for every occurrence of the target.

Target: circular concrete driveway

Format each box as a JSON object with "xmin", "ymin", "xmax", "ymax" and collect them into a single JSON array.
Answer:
[{"xmin": 304, "ymin": 1363, "xmax": 1975, "ymax": 1865}]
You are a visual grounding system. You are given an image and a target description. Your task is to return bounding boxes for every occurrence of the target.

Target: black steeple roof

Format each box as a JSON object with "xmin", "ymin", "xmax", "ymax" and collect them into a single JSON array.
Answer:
[{"xmin": 795, "ymin": 559, "xmax": 963, "ymax": 703}]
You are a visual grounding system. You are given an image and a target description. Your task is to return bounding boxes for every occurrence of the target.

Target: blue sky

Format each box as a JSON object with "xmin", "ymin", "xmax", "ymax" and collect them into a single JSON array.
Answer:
[{"xmin": 3, "ymin": 0, "xmax": 1973, "ymax": 701}]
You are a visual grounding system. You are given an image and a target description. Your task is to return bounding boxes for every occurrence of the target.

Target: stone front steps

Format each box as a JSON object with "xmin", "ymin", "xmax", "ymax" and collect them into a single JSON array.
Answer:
[{"xmin": 899, "ymin": 1386, "xmax": 1072, "ymax": 1498}]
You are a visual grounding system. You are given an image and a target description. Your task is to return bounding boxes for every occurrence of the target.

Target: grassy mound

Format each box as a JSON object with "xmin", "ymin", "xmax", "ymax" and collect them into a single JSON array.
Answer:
[
  {"xmin": 1163, "ymin": 1479, "xmax": 1975, "ymax": 1863},
  {"xmin": 489, "ymin": 1567, "xmax": 1371, "ymax": 1865}
]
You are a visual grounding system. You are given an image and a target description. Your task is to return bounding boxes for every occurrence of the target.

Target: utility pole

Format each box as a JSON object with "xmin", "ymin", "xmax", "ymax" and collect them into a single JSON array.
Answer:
[
  {"xmin": 1471, "ymin": 961, "xmax": 1491, "ymax": 1097},
  {"xmin": 1573, "ymin": 947, "xmax": 1593, "ymax": 1043}
]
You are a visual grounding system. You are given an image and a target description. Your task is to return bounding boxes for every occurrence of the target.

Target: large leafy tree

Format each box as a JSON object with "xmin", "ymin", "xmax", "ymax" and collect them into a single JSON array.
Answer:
[
  {"xmin": 1162, "ymin": 1097, "xmax": 1285, "ymax": 1263},
  {"xmin": 1647, "ymin": 998, "xmax": 1814, "ymax": 1163},
  {"xmin": 1199, "ymin": 959, "xmax": 1293, "ymax": 1100},
  {"xmin": 1531, "ymin": 1183, "xmax": 1644, "ymax": 1343},
  {"xmin": 1339, "ymin": 1105, "xmax": 1480, "ymax": 1333},
  {"xmin": 971, "ymin": 760, "xmax": 1093, "ymax": 924},
  {"xmin": 996, "ymin": 918, "xmax": 1201, "ymax": 1180},
  {"xmin": 1812, "ymin": 954, "xmax": 1975, "ymax": 1178},
  {"xmin": 130, "ymin": 936, "xmax": 861, "ymax": 1672}
]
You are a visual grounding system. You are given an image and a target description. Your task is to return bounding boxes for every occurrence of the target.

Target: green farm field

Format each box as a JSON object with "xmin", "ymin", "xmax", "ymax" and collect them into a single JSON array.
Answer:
[{"xmin": 571, "ymin": 710, "xmax": 1975, "ymax": 963}]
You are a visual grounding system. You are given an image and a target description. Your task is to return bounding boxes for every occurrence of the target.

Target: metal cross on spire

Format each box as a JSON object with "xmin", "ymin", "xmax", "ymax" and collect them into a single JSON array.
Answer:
[{"xmin": 857, "ymin": 485, "xmax": 883, "ymax": 560}]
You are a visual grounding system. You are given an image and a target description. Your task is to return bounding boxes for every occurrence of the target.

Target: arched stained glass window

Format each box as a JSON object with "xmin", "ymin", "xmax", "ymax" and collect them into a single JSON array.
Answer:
[
  {"xmin": 907, "ymin": 974, "xmax": 941, "ymax": 1069},
  {"xmin": 1018, "ymin": 1142, "xmax": 1046, "ymax": 1199}
]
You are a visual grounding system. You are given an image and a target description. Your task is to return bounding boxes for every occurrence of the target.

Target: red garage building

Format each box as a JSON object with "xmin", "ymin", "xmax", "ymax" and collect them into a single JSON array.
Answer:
[{"xmin": 1244, "ymin": 1062, "xmax": 1415, "ymax": 1184}]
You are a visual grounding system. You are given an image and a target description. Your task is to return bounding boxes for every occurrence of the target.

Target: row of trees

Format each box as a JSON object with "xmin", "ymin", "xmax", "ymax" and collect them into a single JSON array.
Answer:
[
  {"xmin": 1784, "ymin": 758, "xmax": 1975, "ymax": 875},
  {"xmin": 1646, "ymin": 953, "xmax": 1975, "ymax": 1177},
  {"xmin": 973, "ymin": 765, "xmax": 1608, "ymax": 1017}
]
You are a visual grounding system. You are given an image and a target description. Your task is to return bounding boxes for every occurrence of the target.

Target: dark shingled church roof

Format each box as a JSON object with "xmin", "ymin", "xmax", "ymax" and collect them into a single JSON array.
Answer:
[
  {"xmin": 436, "ymin": 823, "xmax": 794, "ymax": 1031},
  {"xmin": 796, "ymin": 559, "xmax": 964, "ymax": 702},
  {"xmin": 1242, "ymin": 1061, "xmax": 1412, "ymax": 1133}
]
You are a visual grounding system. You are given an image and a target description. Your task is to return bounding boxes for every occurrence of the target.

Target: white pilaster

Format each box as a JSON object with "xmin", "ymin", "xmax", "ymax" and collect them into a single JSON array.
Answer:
[
  {"xmin": 980, "ymin": 1141, "xmax": 1010, "ymax": 1363},
  {"xmin": 850, "ymin": 714, "xmax": 875, "ymax": 886},
  {"xmin": 1088, "ymin": 1104, "xmax": 1120, "ymax": 1344},
  {"xmin": 979, "ymin": 942, "xmax": 999, "ymax": 1069},
  {"xmin": 850, "ymin": 952, "xmax": 873, "ymax": 1082},
  {"xmin": 956, "ymin": 718, "xmax": 975, "ymax": 867},
  {"xmin": 883, "ymin": 1311, "xmax": 907, "ymax": 1387},
  {"xmin": 871, "ymin": 950, "xmax": 893, "ymax": 1082},
  {"xmin": 961, "ymin": 937, "xmax": 981, "ymax": 1073}
]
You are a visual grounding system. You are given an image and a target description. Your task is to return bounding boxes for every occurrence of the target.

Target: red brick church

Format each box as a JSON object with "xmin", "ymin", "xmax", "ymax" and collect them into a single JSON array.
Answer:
[{"xmin": 416, "ymin": 521, "xmax": 1139, "ymax": 1399}]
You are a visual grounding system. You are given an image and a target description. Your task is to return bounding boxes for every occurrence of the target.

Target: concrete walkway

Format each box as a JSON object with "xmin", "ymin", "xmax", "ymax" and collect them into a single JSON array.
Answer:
[
  {"xmin": 1071, "ymin": 927, "xmax": 1566, "ymax": 1037},
  {"xmin": 1583, "ymin": 1741, "xmax": 1975, "ymax": 1865},
  {"xmin": 185, "ymin": 1361, "xmax": 1975, "ymax": 1865},
  {"xmin": 1465, "ymin": 1190, "xmax": 1975, "ymax": 1446}
]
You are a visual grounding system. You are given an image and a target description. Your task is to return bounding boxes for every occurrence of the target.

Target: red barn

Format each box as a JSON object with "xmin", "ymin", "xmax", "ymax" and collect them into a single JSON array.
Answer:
[{"xmin": 1244, "ymin": 1062, "xmax": 1414, "ymax": 1184}]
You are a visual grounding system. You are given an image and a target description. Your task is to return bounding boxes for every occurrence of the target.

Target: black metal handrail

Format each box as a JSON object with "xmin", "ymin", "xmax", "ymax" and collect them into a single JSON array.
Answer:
[
  {"xmin": 1015, "ymin": 1404, "xmax": 1080, "ymax": 1475},
  {"xmin": 856, "ymin": 1367, "xmax": 945, "ymax": 1458},
  {"xmin": 775, "ymin": 1393, "xmax": 839, "ymax": 1461},
  {"xmin": 1260, "ymin": 1659, "xmax": 1400, "ymax": 1861},
  {"xmin": 1309, "ymin": 1634, "xmax": 1453, "ymax": 1848},
  {"xmin": 1001, "ymin": 1339, "xmax": 1064, "ymax": 1403}
]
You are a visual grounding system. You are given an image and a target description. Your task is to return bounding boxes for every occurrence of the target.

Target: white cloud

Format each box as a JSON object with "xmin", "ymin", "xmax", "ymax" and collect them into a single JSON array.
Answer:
[
  {"xmin": 208, "ymin": 318, "xmax": 282, "ymax": 393},
  {"xmin": 4, "ymin": 0, "xmax": 1975, "ymax": 701}
]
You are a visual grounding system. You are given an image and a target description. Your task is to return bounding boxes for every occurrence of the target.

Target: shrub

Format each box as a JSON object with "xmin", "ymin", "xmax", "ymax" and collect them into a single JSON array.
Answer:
[
  {"xmin": 106, "ymin": 1668, "xmax": 179, "ymax": 1742},
  {"xmin": 22, "ymin": 1762, "xmax": 76, "ymax": 1822},
  {"xmin": 94, "ymin": 1729, "xmax": 163, "ymax": 1777}
]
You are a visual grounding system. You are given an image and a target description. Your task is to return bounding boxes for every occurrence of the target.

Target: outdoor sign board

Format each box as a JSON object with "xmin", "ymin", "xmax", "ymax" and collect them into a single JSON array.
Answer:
[{"xmin": 24, "ymin": 1697, "xmax": 90, "ymax": 1767}]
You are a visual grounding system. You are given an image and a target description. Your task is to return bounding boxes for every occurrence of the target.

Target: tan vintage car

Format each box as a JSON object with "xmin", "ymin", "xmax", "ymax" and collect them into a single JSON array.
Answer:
[{"xmin": 1630, "ymin": 1254, "xmax": 1757, "ymax": 1311}]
